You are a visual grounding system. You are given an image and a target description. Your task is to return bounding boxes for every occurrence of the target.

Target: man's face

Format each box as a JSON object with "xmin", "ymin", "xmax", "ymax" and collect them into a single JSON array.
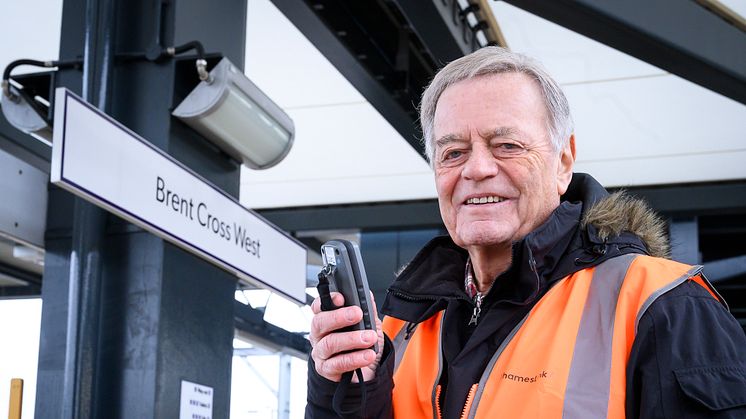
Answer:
[{"xmin": 432, "ymin": 73, "xmax": 574, "ymax": 251}]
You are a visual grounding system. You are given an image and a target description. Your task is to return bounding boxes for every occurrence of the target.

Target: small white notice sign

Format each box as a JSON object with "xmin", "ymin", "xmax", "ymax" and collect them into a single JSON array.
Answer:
[
  {"xmin": 180, "ymin": 380, "xmax": 213, "ymax": 419},
  {"xmin": 50, "ymin": 88, "xmax": 307, "ymax": 303}
]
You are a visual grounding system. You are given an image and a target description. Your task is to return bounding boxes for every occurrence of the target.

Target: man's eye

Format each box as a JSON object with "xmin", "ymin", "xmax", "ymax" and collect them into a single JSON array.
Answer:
[
  {"xmin": 444, "ymin": 150, "xmax": 463, "ymax": 160},
  {"xmin": 494, "ymin": 143, "xmax": 525, "ymax": 155},
  {"xmin": 500, "ymin": 143, "xmax": 520, "ymax": 150}
]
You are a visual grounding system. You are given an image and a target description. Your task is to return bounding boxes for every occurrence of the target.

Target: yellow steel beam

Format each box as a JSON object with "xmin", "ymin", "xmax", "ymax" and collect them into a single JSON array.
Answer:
[
  {"xmin": 8, "ymin": 378, "xmax": 23, "ymax": 419},
  {"xmin": 476, "ymin": 0, "xmax": 509, "ymax": 48},
  {"xmin": 696, "ymin": 0, "xmax": 746, "ymax": 33}
]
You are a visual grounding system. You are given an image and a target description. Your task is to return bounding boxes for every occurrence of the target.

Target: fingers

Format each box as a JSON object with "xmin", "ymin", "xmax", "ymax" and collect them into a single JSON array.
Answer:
[
  {"xmin": 312, "ymin": 329, "xmax": 379, "ymax": 381},
  {"xmin": 309, "ymin": 304, "xmax": 362, "ymax": 346},
  {"xmin": 311, "ymin": 292, "xmax": 345, "ymax": 314},
  {"xmin": 313, "ymin": 329, "xmax": 378, "ymax": 361},
  {"xmin": 315, "ymin": 349, "xmax": 377, "ymax": 382},
  {"xmin": 309, "ymin": 291, "xmax": 385, "ymax": 381}
]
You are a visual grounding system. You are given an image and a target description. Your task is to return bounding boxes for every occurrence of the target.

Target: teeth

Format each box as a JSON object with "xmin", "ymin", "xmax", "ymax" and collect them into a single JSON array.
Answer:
[{"xmin": 467, "ymin": 196, "xmax": 504, "ymax": 205}]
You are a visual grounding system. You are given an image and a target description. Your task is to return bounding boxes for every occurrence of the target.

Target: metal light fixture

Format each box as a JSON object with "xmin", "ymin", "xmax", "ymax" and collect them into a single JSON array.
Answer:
[
  {"xmin": 172, "ymin": 58, "xmax": 294, "ymax": 169},
  {"xmin": 2, "ymin": 58, "xmax": 80, "ymax": 145},
  {"xmin": 1, "ymin": 81, "xmax": 53, "ymax": 145},
  {"xmin": 1, "ymin": 48, "xmax": 294, "ymax": 169}
]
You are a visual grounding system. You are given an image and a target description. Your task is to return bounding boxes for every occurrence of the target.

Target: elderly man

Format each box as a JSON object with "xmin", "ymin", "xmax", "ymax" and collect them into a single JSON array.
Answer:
[{"xmin": 306, "ymin": 47, "xmax": 746, "ymax": 418}]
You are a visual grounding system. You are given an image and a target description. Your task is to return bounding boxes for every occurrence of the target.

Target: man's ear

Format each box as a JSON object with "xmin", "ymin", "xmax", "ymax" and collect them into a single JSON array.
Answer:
[{"xmin": 556, "ymin": 134, "xmax": 576, "ymax": 195}]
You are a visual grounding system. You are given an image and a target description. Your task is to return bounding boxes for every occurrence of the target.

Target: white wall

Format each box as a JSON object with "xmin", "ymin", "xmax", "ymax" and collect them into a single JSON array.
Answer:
[{"xmin": 240, "ymin": 0, "xmax": 746, "ymax": 209}]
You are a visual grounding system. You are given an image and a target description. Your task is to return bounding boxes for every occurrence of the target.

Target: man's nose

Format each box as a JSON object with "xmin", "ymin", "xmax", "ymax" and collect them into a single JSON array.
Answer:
[{"xmin": 462, "ymin": 144, "xmax": 498, "ymax": 180}]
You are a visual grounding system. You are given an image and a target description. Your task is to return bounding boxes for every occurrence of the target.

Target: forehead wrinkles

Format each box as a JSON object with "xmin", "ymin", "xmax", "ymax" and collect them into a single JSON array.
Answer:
[
  {"xmin": 482, "ymin": 126, "xmax": 518, "ymax": 140},
  {"xmin": 435, "ymin": 134, "xmax": 463, "ymax": 150},
  {"xmin": 435, "ymin": 126, "xmax": 519, "ymax": 151},
  {"xmin": 433, "ymin": 118, "xmax": 474, "ymax": 149},
  {"xmin": 433, "ymin": 76, "xmax": 542, "ymax": 132}
]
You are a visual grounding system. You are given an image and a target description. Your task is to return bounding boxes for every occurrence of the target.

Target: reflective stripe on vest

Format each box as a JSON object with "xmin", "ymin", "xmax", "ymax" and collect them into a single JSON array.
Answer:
[
  {"xmin": 384, "ymin": 254, "xmax": 719, "ymax": 419},
  {"xmin": 562, "ymin": 253, "xmax": 636, "ymax": 418},
  {"xmin": 383, "ymin": 317, "xmax": 419, "ymax": 375},
  {"xmin": 384, "ymin": 311, "xmax": 444, "ymax": 418}
]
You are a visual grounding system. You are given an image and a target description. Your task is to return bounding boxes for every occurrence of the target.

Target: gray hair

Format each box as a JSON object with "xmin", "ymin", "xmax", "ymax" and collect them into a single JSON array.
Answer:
[{"xmin": 420, "ymin": 46, "xmax": 574, "ymax": 165}]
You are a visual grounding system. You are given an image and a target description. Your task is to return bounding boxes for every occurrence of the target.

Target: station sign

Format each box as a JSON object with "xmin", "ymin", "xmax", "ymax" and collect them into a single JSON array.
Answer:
[{"xmin": 50, "ymin": 88, "xmax": 306, "ymax": 304}]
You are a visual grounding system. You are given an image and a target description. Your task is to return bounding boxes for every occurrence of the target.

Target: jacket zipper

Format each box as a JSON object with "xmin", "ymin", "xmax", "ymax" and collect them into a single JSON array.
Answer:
[
  {"xmin": 461, "ymin": 251, "xmax": 541, "ymax": 417},
  {"xmin": 468, "ymin": 293, "xmax": 484, "ymax": 325},
  {"xmin": 404, "ymin": 322, "xmax": 417, "ymax": 340},
  {"xmin": 431, "ymin": 315, "xmax": 445, "ymax": 419},
  {"xmin": 388, "ymin": 289, "xmax": 471, "ymax": 306},
  {"xmin": 466, "ymin": 244, "xmax": 540, "ymax": 326},
  {"xmin": 388, "ymin": 289, "xmax": 439, "ymax": 302},
  {"xmin": 460, "ymin": 384, "xmax": 479, "ymax": 419}
]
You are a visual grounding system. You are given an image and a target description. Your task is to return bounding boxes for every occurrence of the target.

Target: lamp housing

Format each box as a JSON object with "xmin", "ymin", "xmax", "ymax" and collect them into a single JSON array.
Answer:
[
  {"xmin": 1, "ymin": 83, "xmax": 52, "ymax": 145},
  {"xmin": 172, "ymin": 58, "xmax": 294, "ymax": 169}
]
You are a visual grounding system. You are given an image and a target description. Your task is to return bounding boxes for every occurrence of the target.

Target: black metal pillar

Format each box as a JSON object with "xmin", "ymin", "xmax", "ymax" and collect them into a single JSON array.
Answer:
[
  {"xmin": 59, "ymin": 0, "xmax": 115, "ymax": 417},
  {"xmin": 36, "ymin": 0, "xmax": 247, "ymax": 417}
]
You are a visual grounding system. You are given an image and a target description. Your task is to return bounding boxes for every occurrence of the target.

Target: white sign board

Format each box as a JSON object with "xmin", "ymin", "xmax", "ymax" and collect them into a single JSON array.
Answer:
[
  {"xmin": 50, "ymin": 88, "xmax": 306, "ymax": 303},
  {"xmin": 179, "ymin": 380, "xmax": 213, "ymax": 419}
]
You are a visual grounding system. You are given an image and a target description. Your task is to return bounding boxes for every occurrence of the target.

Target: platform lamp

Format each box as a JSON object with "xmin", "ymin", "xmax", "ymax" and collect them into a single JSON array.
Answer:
[
  {"xmin": 172, "ymin": 57, "xmax": 294, "ymax": 169},
  {"xmin": 1, "ymin": 59, "xmax": 80, "ymax": 145},
  {"xmin": 2, "ymin": 45, "xmax": 294, "ymax": 170},
  {"xmin": 1, "ymin": 81, "xmax": 52, "ymax": 144}
]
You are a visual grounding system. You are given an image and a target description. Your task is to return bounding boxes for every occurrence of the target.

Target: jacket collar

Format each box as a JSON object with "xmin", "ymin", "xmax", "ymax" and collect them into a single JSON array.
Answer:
[
  {"xmin": 382, "ymin": 173, "xmax": 660, "ymax": 323},
  {"xmin": 381, "ymin": 201, "xmax": 582, "ymax": 322}
]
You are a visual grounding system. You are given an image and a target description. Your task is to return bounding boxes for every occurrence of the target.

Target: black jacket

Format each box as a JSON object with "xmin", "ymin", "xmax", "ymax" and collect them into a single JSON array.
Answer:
[{"xmin": 306, "ymin": 174, "xmax": 746, "ymax": 418}]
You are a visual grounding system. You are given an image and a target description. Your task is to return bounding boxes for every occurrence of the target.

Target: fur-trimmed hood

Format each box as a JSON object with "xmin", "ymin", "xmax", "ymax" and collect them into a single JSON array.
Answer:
[
  {"xmin": 564, "ymin": 172, "xmax": 670, "ymax": 260},
  {"xmin": 582, "ymin": 191, "xmax": 670, "ymax": 259}
]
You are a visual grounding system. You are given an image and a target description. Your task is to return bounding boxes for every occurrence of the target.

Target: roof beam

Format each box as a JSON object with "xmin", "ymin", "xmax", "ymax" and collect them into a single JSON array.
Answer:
[
  {"xmin": 270, "ymin": 0, "xmax": 502, "ymax": 158},
  {"xmin": 0, "ymin": 284, "xmax": 41, "ymax": 299},
  {"xmin": 704, "ymin": 255, "xmax": 746, "ymax": 283},
  {"xmin": 620, "ymin": 182, "xmax": 746, "ymax": 215},
  {"xmin": 258, "ymin": 199, "xmax": 443, "ymax": 232},
  {"xmin": 393, "ymin": 0, "xmax": 494, "ymax": 61},
  {"xmin": 270, "ymin": 0, "xmax": 425, "ymax": 156},
  {"xmin": 504, "ymin": 0, "xmax": 746, "ymax": 105}
]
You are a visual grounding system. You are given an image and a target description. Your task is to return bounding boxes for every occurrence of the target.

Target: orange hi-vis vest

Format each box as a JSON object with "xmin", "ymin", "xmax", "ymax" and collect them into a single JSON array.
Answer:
[{"xmin": 382, "ymin": 254, "xmax": 724, "ymax": 419}]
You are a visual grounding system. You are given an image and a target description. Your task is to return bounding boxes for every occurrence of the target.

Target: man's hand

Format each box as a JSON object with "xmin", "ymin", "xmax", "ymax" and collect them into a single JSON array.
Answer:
[{"xmin": 309, "ymin": 291, "xmax": 384, "ymax": 382}]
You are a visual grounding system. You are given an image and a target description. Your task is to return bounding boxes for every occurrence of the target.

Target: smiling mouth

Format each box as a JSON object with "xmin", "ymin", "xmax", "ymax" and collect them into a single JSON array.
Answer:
[{"xmin": 465, "ymin": 196, "xmax": 506, "ymax": 205}]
